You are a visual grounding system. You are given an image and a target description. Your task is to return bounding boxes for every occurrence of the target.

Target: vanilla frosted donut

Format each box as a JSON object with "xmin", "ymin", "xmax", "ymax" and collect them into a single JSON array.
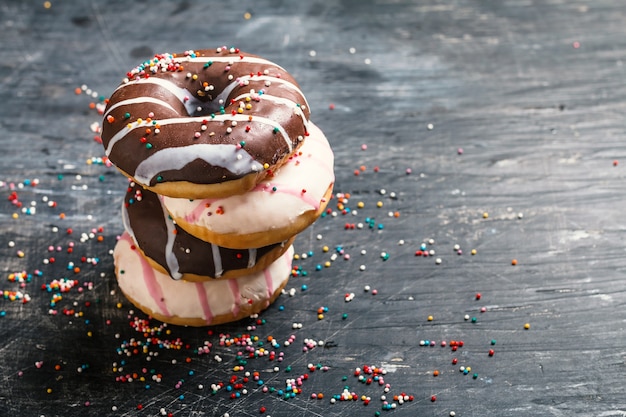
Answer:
[
  {"xmin": 114, "ymin": 232, "xmax": 293, "ymax": 326},
  {"xmin": 101, "ymin": 47, "xmax": 311, "ymax": 199},
  {"xmin": 122, "ymin": 181, "xmax": 294, "ymax": 281},
  {"xmin": 162, "ymin": 122, "xmax": 334, "ymax": 249}
]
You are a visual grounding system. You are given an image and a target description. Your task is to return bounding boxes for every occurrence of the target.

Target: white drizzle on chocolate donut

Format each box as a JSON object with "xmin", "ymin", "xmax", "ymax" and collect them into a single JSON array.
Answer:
[{"xmin": 121, "ymin": 181, "xmax": 290, "ymax": 280}]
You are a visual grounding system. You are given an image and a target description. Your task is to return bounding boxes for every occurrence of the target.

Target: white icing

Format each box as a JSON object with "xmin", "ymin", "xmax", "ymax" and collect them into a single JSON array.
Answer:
[
  {"xmin": 103, "ymin": 96, "xmax": 178, "ymax": 119},
  {"xmin": 112, "ymin": 77, "xmax": 205, "ymax": 116},
  {"xmin": 160, "ymin": 199, "xmax": 182, "ymax": 279},
  {"xmin": 114, "ymin": 232, "xmax": 292, "ymax": 324},
  {"xmin": 162, "ymin": 122, "xmax": 334, "ymax": 239},
  {"xmin": 210, "ymin": 243, "xmax": 223, "ymax": 278},
  {"xmin": 231, "ymin": 92, "xmax": 309, "ymax": 129},
  {"xmin": 247, "ymin": 248, "xmax": 257, "ymax": 269},
  {"xmin": 232, "ymin": 75, "xmax": 310, "ymax": 111},
  {"xmin": 133, "ymin": 143, "xmax": 264, "ymax": 186},
  {"xmin": 182, "ymin": 55, "xmax": 287, "ymax": 72}
]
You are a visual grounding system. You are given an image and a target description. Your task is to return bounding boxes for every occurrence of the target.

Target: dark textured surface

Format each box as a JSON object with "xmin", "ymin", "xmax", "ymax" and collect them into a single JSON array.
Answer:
[{"xmin": 1, "ymin": 1, "xmax": 626, "ymax": 416}]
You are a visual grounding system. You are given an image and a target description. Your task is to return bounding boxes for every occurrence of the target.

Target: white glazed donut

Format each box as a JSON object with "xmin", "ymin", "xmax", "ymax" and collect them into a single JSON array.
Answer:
[
  {"xmin": 161, "ymin": 122, "xmax": 334, "ymax": 249},
  {"xmin": 113, "ymin": 232, "xmax": 293, "ymax": 326}
]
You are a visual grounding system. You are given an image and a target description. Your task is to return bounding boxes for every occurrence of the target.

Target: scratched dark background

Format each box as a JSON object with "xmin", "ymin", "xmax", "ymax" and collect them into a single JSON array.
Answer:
[{"xmin": 1, "ymin": 1, "xmax": 626, "ymax": 416}]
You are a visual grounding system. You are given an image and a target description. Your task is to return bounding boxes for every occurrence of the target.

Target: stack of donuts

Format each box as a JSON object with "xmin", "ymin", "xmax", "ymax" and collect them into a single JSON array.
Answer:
[{"xmin": 101, "ymin": 47, "xmax": 334, "ymax": 326}]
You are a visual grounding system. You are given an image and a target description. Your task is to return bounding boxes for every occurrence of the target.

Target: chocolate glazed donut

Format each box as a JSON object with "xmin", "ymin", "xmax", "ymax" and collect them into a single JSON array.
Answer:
[
  {"xmin": 122, "ymin": 181, "xmax": 293, "ymax": 282},
  {"xmin": 101, "ymin": 47, "xmax": 311, "ymax": 199}
]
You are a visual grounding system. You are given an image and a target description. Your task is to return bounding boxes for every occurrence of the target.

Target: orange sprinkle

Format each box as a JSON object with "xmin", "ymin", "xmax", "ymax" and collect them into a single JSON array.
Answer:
[
  {"xmin": 59, "ymin": 213, "xmax": 66, "ymax": 219},
  {"xmin": 511, "ymin": 259, "xmax": 518, "ymax": 266},
  {"xmin": 88, "ymin": 102, "xmax": 96, "ymax": 109},
  {"xmin": 433, "ymin": 370, "xmax": 439, "ymax": 377},
  {"xmin": 74, "ymin": 87, "xmax": 82, "ymax": 95},
  {"xmin": 359, "ymin": 165, "xmax": 366, "ymax": 171}
]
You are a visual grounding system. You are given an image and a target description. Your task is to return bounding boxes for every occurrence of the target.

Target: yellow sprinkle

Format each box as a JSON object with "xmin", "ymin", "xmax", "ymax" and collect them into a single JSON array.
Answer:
[
  {"xmin": 43, "ymin": 1, "xmax": 52, "ymax": 9},
  {"xmin": 116, "ymin": 302, "xmax": 123, "ymax": 309},
  {"xmin": 376, "ymin": 201, "xmax": 383, "ymax": 208},
  {"xmin": 140, "ymin": 376, "xmax": 146, "ymax": 382},
  {"xmin": 46, "ymin": 388, "xmax": 53, "ymax": 394},
  {"xmin": 263, "ymin": 163, "xmax": 270, "ymax": 169},
  {"xmin": 244, "ymin": 12, "xmax": 252, "ymax": 19},
  {"xmin": 357, "ymin": 201, "xmax": 365, "ymax": 208},
  {"xmin": 245, "ymin": 96, "xmax": 251, "ymax": 102},
  {"xmin": 237, "ymin": 108, "xmax": 244, "ymax": 114},
  {"xmin": 322, "ymin": 246, "xmax": 329, "ymax": 253},
  {"xmin": 524, "ymin": 323, "xmax": 531, "ymax": 330},
  {"xmin": 12, "ymin": 213, "xmax": 18, "ymax": 219},
  {"xmin": 471, "ymin": 249, "xmax": 477, "ymax": 255},
  {"xmin": 293, "ymin": 254, "xmax": 300, "ymax": 260},
  {"xmin": 87, "ymin": 331, "xmax": 92, "ymax": 337},
  {"xmin": 136, "ymin": 118, "xmax": 143, "ymax": 124},
  {"xmin": 166, "ymin": 329, "xmax": 171, "ymax": 335},
  {"xmin": 483, "ymin": 212, "xmax": 489, "ymax": 219},
  {"xmin": 427, "ymin": 315, "xmax": 434, "ymax": 321},
  {"xmin": 324, "ymin": 261, "xmax": 331, "ymax": 268},
  {"xmin": 245, "ymin": 103, "xmax": 252, "ymax": 110},
  {"xmin": 86, "ymin": 159, "xmax": 93, "ymax": 165},
  {"xmin": 192, "ymin": 74, "xmax": 198, "ymax": 80},
  {"xmin": 317, "ymin": 314, "xmax": 324, "ymax": 320}
]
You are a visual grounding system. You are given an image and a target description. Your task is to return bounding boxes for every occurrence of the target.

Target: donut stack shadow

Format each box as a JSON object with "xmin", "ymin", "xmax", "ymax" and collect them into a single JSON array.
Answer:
[{"xmin": 112, "ymin": 122, "xmax": 334, "ymax": 327}]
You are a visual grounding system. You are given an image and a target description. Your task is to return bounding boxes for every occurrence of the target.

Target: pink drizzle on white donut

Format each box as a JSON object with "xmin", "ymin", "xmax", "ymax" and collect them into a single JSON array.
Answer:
[
  {"xmin": 121, "ymin": 233, "xmax": 171, "ymax": 317},
  {"xmin": 195, "ymin": 282, "xmax": 214, "ymax": 324},
  {"xmin": 114, "ymin": 232, "xmax": 293, "ymax": 325}
]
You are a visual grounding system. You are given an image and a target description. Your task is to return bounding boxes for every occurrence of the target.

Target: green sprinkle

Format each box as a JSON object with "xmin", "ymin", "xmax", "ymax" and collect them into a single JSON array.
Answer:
[
  {"xmin": 146, "ymin": 143, "xmax": 153, "ymax": 149},
  {"xmin": 273, "ymin": 127, "xmax": 280, "ymax": 133},
  {"xmin": 239, "ymin": 141, "xmax": 246, "ymax": 147},
  {"xmin": 156, "ymin": 175, "xmax": 163, "ymax": 182},
  {"xmin": 124, "ymin": 112, "xmax": 131, "ymax": 119}
]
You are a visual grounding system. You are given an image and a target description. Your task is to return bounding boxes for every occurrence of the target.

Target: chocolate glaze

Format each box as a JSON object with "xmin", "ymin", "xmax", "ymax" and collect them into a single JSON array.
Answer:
[
  {"xmin": 122, "ymin": 181, "xmax": 287, "ymax": 280},
  {"xmin": 101, "ymin": 48, "xmax": 311, "ymax": 188}
]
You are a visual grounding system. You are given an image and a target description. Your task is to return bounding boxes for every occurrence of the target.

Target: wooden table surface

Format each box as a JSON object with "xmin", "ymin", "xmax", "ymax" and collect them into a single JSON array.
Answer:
[{"xmin": 1, "ymin": 1, "xmax": 626, "ymax": 416}]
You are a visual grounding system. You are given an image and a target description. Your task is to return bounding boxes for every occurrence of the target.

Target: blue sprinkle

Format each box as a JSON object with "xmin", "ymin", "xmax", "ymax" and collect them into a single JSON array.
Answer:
[{"xmin": 301, "ymin": 285, "xmax": 308, "ymax": 291}]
